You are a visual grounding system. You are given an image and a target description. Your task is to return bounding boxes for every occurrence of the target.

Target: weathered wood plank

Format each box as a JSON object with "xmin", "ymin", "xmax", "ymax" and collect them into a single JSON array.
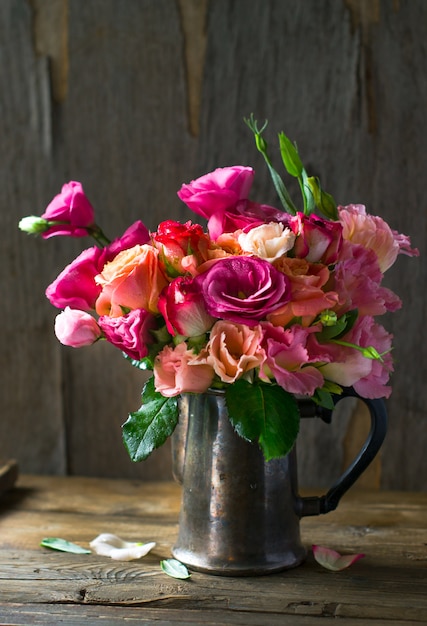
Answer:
[
  {"xmin": 0, "ymin": 0, "xmax": 426, "ymax": 487},
  {"xmin": 1, "ymin": 604, "xmax": 414, "ymax": 626},
  {"xmin": 0, "ymin": 477, "xmax": 426, "ymax": 623}
]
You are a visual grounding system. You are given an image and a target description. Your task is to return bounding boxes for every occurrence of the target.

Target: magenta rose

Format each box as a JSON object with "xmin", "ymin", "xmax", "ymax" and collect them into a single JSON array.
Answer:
[
  {"xmin": 98, "ymin": 308, "xmax": 157, "ymax": 360},
  {"xmin": 178, "ymin": 166, "xmax": 254, "ymax": 218},
  {"xmin": 46, "ymin": 246, "xmax": 104, "ymax": 311},
  {"xmin": 290, "ymin": 212, "xmax": 343, "ymax": 264},
  {"xmin": 54, "ymin": 307, "xmax": 102, "ymax": 347},
  {"xmin": 158, "ymin": 276, "xmax": 215, "ymax": 337},
  {"xmin": 104, "ymin": 220, "xmax": 150, "ymax": 261},
  {"xmin": 41, "ymin": 181, "xmax": 95, "ymax": 238},
  {"xmin": 46, "ymin": 221, "xmax": 152, "ymax": 312},
  {"xmin": 177, "ymin": 166, "xmax": 285, "ymax": 239},
  {"xmin": 211, "ymin": 201, "xmax": 290, "ymax": 241},
  {"xmin": 194, "ymin": 256, "xmax": 291, "ymax": 326}
]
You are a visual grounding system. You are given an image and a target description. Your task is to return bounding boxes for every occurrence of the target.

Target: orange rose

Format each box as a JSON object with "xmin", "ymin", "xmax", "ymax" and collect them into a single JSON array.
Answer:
[
  {"xmin": 268, "ymin": 257, "xmax": 339, "ymax": 327},
  {"xmin": 196, "ymin": 320, "xmax": 265, "ymax": 383},
  {"xmin": 95, "ymin": 244, "xmax": 168, "ymax": 316}
]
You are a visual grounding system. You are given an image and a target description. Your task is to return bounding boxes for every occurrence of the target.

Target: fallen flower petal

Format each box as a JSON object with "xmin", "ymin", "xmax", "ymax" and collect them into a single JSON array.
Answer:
[
  {"xmin": 90, "ymin": 533, "xmax": 156, "ymax": 561},
  {"xmin": 312, "ymin": 544, "xmax": 365, "ymax": 571}
]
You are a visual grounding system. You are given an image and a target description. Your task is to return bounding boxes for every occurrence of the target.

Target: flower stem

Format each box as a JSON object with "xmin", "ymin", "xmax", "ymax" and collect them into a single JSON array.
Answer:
[{"xmin": 88, "ymin": 225, "xmax": 111, "ymax": 246}]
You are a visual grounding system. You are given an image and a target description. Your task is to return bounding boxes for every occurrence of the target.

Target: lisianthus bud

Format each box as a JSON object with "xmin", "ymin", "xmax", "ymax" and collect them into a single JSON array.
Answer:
[{"xmin": 18, "ymin": 216, "xmax": 50, "ymax": 235}]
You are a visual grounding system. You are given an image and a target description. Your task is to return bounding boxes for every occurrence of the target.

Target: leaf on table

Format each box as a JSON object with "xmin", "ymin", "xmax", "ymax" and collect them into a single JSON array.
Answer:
[
  {"xmin": 312, "ymin": 544, "xmax": 365, "ymax": 571},
  {"xmin": 160, "ymin": 558, "xmax": 191, "ymax": 579},
  {"xmin": 40, "ymin": 537, "xmax": 91, "ymax": 554},
  {"xmin": 90, "ymin": 533, "xmax": 156, "ymax": 561}
]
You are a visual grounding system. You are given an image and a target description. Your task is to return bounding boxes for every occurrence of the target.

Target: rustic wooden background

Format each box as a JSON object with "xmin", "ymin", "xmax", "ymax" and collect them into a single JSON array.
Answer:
[{"xmin": 1, "ymin": 0, "xmax": 425, "ymax": 490}]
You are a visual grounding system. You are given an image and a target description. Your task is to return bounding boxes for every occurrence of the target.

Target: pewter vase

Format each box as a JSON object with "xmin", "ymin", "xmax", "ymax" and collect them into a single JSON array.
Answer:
[{"xmin": 171, "ymin": 388, "xmax": 387, "ymax": 576}]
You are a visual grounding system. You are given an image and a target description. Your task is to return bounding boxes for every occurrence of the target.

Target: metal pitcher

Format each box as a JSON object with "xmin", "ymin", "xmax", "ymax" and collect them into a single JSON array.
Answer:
[{"xmin": 171, "ymin": 388, "xmax": 387, "ymax": 576}]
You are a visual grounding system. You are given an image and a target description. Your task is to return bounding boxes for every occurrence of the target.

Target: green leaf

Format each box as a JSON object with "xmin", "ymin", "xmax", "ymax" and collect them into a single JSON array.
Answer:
[
  {"xmin": 123, "ymin": 354, "xmax": 153, "ymax": 371},
  {"xmin": 306, "ymin": 176, "xmax": 338, "ymax": 220},
  {"xmin": 160, "ymin": 558, "xmax": 191, "ymax": 579},
  {"xmin": 225, "ymin": 380, "xmax": 300, "ymax": 460},
  {"xmin": 317, "ymin": 310, "xmax": 358, "ymax": 342},
  {"xmin": 122, "ymin": 377, "xmax": 179, "ymax": 462},
  {"xmin": 40, "ymin": 538, "xmax": 91, "ymax": 554},
  {"xmin": 301, "ymin": 169, "xmax": 317, "ymax": 215},
  {"xmin": 312, "ymin": 388, "xmax": 336, "ymax": 410},
  {"xmin": 278, "ymin": 132, "xmax": 304, "ymax": 178}
]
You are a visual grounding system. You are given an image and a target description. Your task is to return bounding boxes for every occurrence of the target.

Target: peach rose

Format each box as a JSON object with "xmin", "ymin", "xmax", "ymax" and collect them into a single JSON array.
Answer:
[
  {"xmin": 154, "ymin": 343, "xmax": 214, "ymax": 397},
  {"xmin": 197, "ymin": 320, "xmax": 265, "ymax": 383},
  {"xmin": 95, "ymin": 244, "xmax": 168, "ymax": 316},
  {"xmin": 238, "ymin": 222, "xmax": 296, "ymax": 262}
]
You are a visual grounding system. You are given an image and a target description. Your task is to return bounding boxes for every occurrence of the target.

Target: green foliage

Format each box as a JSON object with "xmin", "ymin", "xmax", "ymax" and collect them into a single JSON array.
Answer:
[
  {"xmin": 122, "ymin": 377, "xmax": 179, "ymax": 462},
  {"xmin": 245, "ymin": 114, "xmax": 338, "ymax": 220},
  {"xmin": 244, "ymin": 114, "xmax": 298, "ymax": 215},
  {"xmin": 317, "ymin": 309, "xmax": 358, "ymax": 342},
  {"xmin": 225, "ymin": 379, "xmax": 300, "ymax": 460}
]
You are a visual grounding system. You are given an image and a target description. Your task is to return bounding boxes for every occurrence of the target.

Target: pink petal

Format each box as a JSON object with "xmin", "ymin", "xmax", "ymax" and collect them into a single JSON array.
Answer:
[{"xmin": 312, "ymin": 545, "xmax": 365, "ymax": 571}]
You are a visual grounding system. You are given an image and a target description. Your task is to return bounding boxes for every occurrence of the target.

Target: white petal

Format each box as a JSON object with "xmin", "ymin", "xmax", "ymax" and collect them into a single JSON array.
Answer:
[
  {"xmin": 90, "ymin": 533, "xmax": 156, "ymax": 561},
  {"xmin": 109, "ymin": 543, "xmax": 156, "ymax": 561}
]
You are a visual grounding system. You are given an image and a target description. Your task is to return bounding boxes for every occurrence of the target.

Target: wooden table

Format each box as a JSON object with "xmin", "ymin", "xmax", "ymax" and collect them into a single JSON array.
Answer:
[{"xmin": 0, "ymin": 474, "xmax": 425, "ymax": 625}]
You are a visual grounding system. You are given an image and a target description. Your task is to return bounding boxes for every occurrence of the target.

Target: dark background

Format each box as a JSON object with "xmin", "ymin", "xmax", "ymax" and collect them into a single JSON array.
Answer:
[{"xmin": 1, "ymin": 0, "xmax": 425, "ymax": 490}]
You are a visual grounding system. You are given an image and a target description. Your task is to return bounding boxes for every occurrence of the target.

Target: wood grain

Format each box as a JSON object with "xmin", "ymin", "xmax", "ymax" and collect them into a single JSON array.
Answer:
[
  {"xmin": 0, "ymin": 475, "xmax": 425, "ymax": 624},
  {"xmin": 0, "ymin": 0, "xmax": 426, "ymax": 488}
]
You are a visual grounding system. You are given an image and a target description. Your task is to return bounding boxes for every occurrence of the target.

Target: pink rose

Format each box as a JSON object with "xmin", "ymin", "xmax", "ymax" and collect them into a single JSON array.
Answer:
[
  {"xmin": 290, "ymin": 213, "xmax": 343, "ymax": 264},
  {"xmin": 98, "ymin": 308, "xmax": 157, "ymax": 360},
  {"xmin": 177, "ymin": 166, "xmax": 285, "ymax": 239},
  {"xmin": 158, "ymin": 276, "xmax": 215, "ymax": 337},
  {"xmin": 333, "ymin": 242, "xmax": 401, "ymax": 316},
  {"xmin": 196, "ymin": 320, "xmax": 265, "ymax": 383},
  {"xmin": 352, "ymin": 318, "xmax": 394, "ymax": 399},
  {"xmin": 41, "ymin": 181, "xmax": 95, "ymax": 238},
  {"xmin": 54, "ymin": 307, "xmax": 101, "ymax": 347},
  {"xmin": 45, "ymin": 222, "xmax": 151, "ymax": 312},
  {"xmin": 46, "ymin": 246, "xmax": 104, "ymax": 311},
  {"xmin": 194, "ymin": 256, "xmax": 291, "ymax": 326},
  {"xmin": 95, "ymin": 244, "xmax": 168, "ymax": 316},
  {"xmin": 339, "ymin": 204, "xmax": 419, "ymax": 272},
  {"xmin": 309, "ymin": 316, "xmax": 394, "ymax": 398},
  {"xmin": 260, "ymin": 323, "xmax": 324, "ymax": 395},
  {"xmin": 154, "ymin": 343, "xmax": 214, "ymax": 397}
]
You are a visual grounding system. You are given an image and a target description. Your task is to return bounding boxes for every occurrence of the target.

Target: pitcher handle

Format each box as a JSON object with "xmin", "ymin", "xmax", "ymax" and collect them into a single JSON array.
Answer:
[{"xmin": 297, "ymin": 387, "xmax": 388, "ymax": 517}]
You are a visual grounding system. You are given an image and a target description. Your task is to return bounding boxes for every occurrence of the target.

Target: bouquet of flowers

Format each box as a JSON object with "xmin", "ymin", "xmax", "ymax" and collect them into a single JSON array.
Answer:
[{"xmin": 19, "ymin": 117, "xmax": 418, "ymax": 462}]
